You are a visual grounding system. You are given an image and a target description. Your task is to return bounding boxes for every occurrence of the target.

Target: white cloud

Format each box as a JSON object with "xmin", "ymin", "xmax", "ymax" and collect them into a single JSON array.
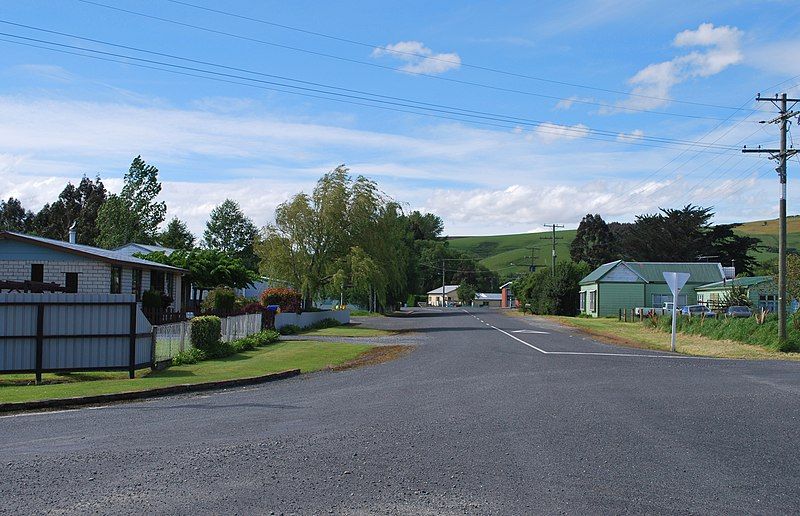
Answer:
[
  {"xmin": 534, "ymin": 122, "xmax": 591, "ymax": 142},
  {"xmin": 617, "ymin": 129, "xmax": 644, "ymax": 142},
  {"xmin": 554, "ymin": 96, "xmax": 594, "ymax": 110},
  {"xmin": 617, "ymin": 23, "xmax": 743, "ymax": 111},
  {"xmin": 371, "ymin": 41, "xmax": 461, "ymax": 75}
]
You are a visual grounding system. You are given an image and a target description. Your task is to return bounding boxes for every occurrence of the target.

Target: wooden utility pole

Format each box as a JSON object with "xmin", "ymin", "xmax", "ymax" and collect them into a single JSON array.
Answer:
[
  {"xmin": 742, "ymin": 92, "xmax": 799, "ymax": 342},
  {"xmin": 541, "ymin": 224, "xmax": 564, "ymax": 276}
]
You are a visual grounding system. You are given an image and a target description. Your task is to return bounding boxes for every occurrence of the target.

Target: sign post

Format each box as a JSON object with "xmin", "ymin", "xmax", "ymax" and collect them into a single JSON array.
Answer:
[{"xmin": 663, "ymin": 272, "xmax": 691, "ymax": 352}]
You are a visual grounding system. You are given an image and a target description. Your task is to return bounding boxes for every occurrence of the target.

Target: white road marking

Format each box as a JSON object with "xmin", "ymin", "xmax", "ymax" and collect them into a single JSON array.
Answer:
[{"xmin": 511, "ymin": 330, "xmax": 550, "ymax": 334}]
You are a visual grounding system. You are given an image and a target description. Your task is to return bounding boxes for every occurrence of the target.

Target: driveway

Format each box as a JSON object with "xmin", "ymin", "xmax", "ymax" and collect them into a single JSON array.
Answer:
[{"xmin": 1, "ymin": 307, "xmax": 799, "ymax": 514}]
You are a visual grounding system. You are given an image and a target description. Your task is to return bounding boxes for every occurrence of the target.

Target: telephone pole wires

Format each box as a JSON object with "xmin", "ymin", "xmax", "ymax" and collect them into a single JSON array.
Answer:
[
  {"xmin": 742, "ymin": 92, "xmax": 800, "ymax": 342},
  {"xmin": 541, "ymin": 224, "xmax": 564, "ymax": 276}
]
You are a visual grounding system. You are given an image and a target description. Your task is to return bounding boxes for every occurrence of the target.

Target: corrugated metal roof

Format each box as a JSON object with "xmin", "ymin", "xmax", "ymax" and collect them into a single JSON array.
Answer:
[
  {"xmin": 696, "ymin": 275, "xmax": 774, "ymax": 291},
  {"xmin": 626, "ymin": 262, "xmax": 724, "ymax": 284},
  {"xmin": 580, "ymin": 260, "xmax": 724, "ymax": 285},
  {"xmin": 427, "ymin": 285, "xmax": 461, "ymax": 295},
  {"xmin": 475, "ymin": 292, "xmax": 502, "ymax": 300},
  {"xmin": 579, "ymin": 260, "xmax": 622, "ymax": 284},
  {"xmin": 0, "ymin": 231, "xmax": 186, "ymax": 273},
  {"xmin": 114, "ymin": 243, "xmax": 176, "ymax": 256}
]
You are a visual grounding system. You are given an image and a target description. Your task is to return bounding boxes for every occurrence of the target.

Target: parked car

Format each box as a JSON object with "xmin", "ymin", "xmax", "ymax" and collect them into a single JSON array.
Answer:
[
  {"xmin": 726, "ymin": 305, "xmax": 752, "ymax": 318},
  {"xmin": 681, "ymin": 305, "xmax": 716, "ymax": 317}
]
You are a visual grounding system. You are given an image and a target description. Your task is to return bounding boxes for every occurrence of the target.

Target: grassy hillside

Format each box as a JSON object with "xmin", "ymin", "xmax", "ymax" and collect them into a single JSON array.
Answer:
[{"xmin": 448, "ymin": 216, "xmax": 798, "ymax": 278}]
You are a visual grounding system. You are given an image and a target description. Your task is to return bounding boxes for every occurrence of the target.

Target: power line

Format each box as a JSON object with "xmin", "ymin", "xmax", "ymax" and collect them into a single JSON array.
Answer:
[
  {"xmin": 151, "ymin": 0, "xmax": 758, "ymax": 113},
  {"xmin": 0, "ymin": 28, "xmax": 745, "ymax": 152},
  {"xmin": 66, "ymin": 0, "xmax": 753, "ymax": 122}
]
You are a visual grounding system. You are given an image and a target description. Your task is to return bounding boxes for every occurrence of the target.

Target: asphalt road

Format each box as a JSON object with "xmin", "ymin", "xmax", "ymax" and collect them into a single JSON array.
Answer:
[{"xmin": 2, "ymin": 308, "xmax": 800, "ymax": 515}]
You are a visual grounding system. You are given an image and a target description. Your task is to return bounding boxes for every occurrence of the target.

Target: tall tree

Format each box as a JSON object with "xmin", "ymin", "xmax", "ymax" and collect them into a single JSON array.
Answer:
[
  {"xmin": 30, "ymin": 176, "xmax": 107, "ymax": 244},
  {"xmin": 96, "ymin": 156, "xmax": 165, "ymax": 248},
  {"xmin": 406, "ymin": 211, "xmax": 444, "ymax": 241},
  {"xmin": 159, "ymin": 217, "xmax": 195, "ymax": 250},
  {"xmin": 570, "ymin": 213, "xmax": 615, "ymax": 268},
  {"xmin": 203, "ymin": 199, "xmax": 258, "ymax": 270},
  {"xmin": 0, "ymin": 197, "xmax": 34, "ymax": 232}
]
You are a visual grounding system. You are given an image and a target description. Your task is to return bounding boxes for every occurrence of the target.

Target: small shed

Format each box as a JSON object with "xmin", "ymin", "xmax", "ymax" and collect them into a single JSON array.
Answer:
[{"xmin": 472, "ymin": 292, "xmax": 502, "ymax": 307}]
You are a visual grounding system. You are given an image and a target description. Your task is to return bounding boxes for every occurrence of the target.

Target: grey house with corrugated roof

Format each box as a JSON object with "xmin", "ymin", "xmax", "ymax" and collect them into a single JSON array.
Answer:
[
  {"xmin": 578, "ymin": 260, "xmax": 726, "ymax": 317},
  {"xmin": 0, "ymin": 231, "xmax": 186, "ymax": 309}
]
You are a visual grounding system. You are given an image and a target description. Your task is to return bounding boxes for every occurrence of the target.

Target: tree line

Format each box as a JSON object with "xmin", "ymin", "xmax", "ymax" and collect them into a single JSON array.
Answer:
[{"xmin": 1, "ymin": 159, "xmax": 495, "ymax": 311}]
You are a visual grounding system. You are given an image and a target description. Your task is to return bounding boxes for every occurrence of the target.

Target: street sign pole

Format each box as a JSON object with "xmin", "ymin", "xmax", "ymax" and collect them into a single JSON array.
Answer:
[{"xmin": 663, "ymin": 272, "xmax": 691, "ymax": 353}]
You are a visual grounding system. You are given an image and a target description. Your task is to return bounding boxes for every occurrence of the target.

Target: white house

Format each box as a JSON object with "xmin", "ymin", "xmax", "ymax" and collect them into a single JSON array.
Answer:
[
  {"xmin": 0, "ymin": 231, "xmax": 186, "ymax": 310},
  {"xmin": 472, "ymin": 292, "xmax": 502, "ymax": 308},
  {"xmin": 427, "ymin": 285, "xmax": 460, "ymax": 307}
]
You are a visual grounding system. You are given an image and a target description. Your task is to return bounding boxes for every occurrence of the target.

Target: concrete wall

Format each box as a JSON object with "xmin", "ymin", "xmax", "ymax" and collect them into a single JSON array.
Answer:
[
  {"xmin": 0, "ymin": 293, "xmax": 152, "ymax": 372},
  {"xmin": 274, "ymin": 309, "xmax": 350, "ymax": 330}
]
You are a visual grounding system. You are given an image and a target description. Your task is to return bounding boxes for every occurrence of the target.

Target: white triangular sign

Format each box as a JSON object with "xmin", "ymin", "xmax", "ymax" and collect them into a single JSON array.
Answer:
[{"xmin": 663, "ymin": 272, "xmax": 691, "ymax": 296}]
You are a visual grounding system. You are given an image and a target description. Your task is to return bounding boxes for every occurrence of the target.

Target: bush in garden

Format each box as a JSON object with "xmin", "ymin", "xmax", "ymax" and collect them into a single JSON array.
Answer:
[
  {"xmin": 201, "ymin": 287, "xmax": 238, "ymax": 315},
  {"xmin": 305, "ymin": 318, "xmax": 343, "ymax": 330},
  {"xmin": 190, "ymin": 315, "xmax": 221, "ymax": 351},
  {"xmin": 260, "ymin": 287, "xmax": 302, "ymax": 314},
  {"xmin": 172, "ymin": 347, "xmax": 207, "ymax": 366},
  {"xmin": 141, "ymin": 289, "xmax": 163, "ymax": 311},
  {"xmin": 243, "ymin": 302, "xmax": 266, "ymax": 314},
  {"xmin": 278, "ymin": 324, "xmax": 301, "ymax": 335}
]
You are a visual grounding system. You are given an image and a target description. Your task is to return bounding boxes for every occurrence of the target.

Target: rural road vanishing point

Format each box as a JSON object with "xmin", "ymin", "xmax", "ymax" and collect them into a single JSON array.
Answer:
[{"xmin": 2, "ymin": 308, "xmax": 800, "ymax": 514}]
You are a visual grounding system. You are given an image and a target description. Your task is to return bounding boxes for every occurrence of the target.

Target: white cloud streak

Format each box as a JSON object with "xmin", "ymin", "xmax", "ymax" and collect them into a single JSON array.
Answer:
[{"xmin": 371, "ymin": 41, "xmax": 461, "ymax": 74}]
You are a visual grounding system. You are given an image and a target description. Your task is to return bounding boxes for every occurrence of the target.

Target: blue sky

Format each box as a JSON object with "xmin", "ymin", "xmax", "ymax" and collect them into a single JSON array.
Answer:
[{"xmin": 1, "ymin": 0, "xmax": 799, "ymax": 236}]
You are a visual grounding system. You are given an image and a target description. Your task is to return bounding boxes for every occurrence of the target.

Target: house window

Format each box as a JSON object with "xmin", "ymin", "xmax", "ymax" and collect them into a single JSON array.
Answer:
[
  {"xmin": 110, "ymin": 267, "xmax": 122, "ymax": 294},
  {"xmin": 653, "ymin": 293, "xmax": 687, "ymax": 308},
  {"xmin": 31, "ymin": 264, "xmax": 44, "ymax": 282},
  {"xmin": 132, "ymin": 269, "xmax": 142, "ymax": 301},
  {"xmin": 589, "ymin": 291, "xmax": 596, "ymax": 312},
  {"xmin": 65, "ymin": 272, "xmax": 78, "ymax": 293},
  {"xmin": 151, "ymin": 271, "xmax": 165, "ymax": 292},
  {"xmin": 166, "ymin": 272, "xmax": 174, "ymax": 297},
  {"xmin": 579, "ymin": 292, "xmax": 586, "ymax": 311}
]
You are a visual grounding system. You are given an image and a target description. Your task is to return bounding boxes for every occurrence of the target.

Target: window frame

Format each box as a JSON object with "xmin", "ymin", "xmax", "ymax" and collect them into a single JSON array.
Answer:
[
  {"xmin": 31, "ymin": 263, "xmax": 44, "ymax": 283},
  {"xmin": 65, "ymin": 272, "xmax": 78, "ymax": 293},
  {"xmin": 110, "ymin": 267, "xmax": 122, "ymax": 294}
]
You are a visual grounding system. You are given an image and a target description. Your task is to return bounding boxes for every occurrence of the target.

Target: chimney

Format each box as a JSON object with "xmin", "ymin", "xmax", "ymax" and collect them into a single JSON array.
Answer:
[{"xmin": 68, "ymin": 222, "xmax": 77, "ymax": 244}]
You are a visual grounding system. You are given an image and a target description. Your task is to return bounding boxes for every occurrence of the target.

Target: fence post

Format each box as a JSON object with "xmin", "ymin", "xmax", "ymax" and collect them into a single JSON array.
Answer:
[
  {"xmin": 180, "ymin": 321, "xmax": 186, "ymax": 352},
  {"xmin": 129, "ymin": 303, "xmax": 137, "ymax": 379},
  {"xmin": 150, "ymin": 326, "xmax": 157, "ymax": 369},
  {"xmin": 35, "ymin": 303, "xmax": 44, "ymax": 385},
  {"xmin": 618, "ymin": 308, "xmax": 621, "ymax": 321}
]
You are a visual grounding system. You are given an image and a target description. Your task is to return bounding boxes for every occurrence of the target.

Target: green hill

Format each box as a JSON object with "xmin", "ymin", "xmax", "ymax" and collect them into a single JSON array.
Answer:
[{"xmin": 447, "ymin": 216, "xmax": 800, "ymax": 278}]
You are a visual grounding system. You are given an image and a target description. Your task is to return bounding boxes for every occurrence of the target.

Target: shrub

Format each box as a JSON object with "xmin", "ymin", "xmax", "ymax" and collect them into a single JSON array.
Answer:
[
  {"xmin": 172, "ymin": 347, "xmax": 207, "ymax": 366},
  {"xmin": 305, "ymin": 318, "xmax": 343, "ymax": 331},
  {"xmin": 190, "ymin": 315, "xmax": 221, "ymax": 351},
  {"xmin": 243, "ymin": 302, "xmax": 266, "ymax": 314},
  {"xmin": 202, "ymin": 287, "xmax": 238, "ymax": 315},
  {"xmin": 278, "ymin": 324, "xmax": 301, "ymax": 335},
  {"xmin": 141, "ymin": 289, "xmax": 163, "ymax": 311},
  {"xmin": 256, "ymin": 329, "xmax": 280, "ymax": 345},
  {"xmin": 205, "ymin": 341, "xmax": 235, "ymax": 359},
  {"xmin": 260, "ymin": 287, "xmax": 302, "ymax": 314}
]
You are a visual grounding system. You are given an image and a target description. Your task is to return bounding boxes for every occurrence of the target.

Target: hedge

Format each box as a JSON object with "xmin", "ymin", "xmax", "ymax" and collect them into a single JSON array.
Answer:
[
  {"xmin": 260, "ymin": 287, "xmax": 302, "ymax": 313},
  {"xmin": 190, "ymin": 315, "xmax": 221, "ymax": 351}
]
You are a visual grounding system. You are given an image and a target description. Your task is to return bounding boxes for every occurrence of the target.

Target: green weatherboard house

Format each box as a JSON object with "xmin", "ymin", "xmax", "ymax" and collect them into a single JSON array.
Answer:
[{"xmin": 579, "ymin": 261, "xmax": 726, "ymax": 317}]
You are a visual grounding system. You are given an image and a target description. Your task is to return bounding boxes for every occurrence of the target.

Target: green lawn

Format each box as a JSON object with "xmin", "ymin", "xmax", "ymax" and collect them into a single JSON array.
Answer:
[
  {"xmin": 0, "ymin": 341, "xmax": 372, "ymax": 404},
  {"xmin": 301, "ymin": 325, "xmax": 394, "ymax": 338},
  {"xmin": 545, "ymin": 315, "xmax": 800, "ymax": 361}
]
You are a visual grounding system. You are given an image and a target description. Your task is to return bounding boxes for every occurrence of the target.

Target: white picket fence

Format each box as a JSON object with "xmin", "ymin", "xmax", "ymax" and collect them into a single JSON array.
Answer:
[{"xmin": 153, "ymin": 313, "xmax": 262, "ymax": 362}]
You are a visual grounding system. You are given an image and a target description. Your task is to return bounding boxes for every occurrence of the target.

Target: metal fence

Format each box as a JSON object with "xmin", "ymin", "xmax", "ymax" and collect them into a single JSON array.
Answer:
[
  {"xmin": 152, "ymin": 312, "xmax": 264, "ymax": 362},
  {"xmin": 0, "ymin": 293, "xmax": 152, "ymax": 382}
]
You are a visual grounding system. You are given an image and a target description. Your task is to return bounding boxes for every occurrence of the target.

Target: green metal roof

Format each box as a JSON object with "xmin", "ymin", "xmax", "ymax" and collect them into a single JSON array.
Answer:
[
  {"xmin": 580, "ymin": 260, "xmax": 724, "ymax": 285},
  {"xmin": 696, "ymin": 275, "xmax": 774, "ymax": 291},
  {"xmin": 579, "ymin": 260, "xmax": 623, "ymax": 285}
]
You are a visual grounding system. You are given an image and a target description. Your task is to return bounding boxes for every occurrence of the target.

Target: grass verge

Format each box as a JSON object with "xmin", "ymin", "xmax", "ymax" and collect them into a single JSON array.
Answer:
[
  {"xmin": 545, "ymin": 315, "xmax": 800, "ymax": 361},
  {"xmin": 300, "ymin": 325, "xmax": 395, "ymax": 338},
  {"xmin": 0, "ymin": 341, "xmax": 373, "ymax": 404}
]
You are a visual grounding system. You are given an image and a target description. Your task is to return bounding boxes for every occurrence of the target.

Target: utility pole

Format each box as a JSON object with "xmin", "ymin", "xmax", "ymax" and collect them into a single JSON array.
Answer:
[
  {"xmin": 541, "ymin": 224, "xmax": 564, "ymax": 276},
  {"xmin": 526, "ymin": 245, "xmax": 540, "ymax": 272},
  {"xmin": 440, "ymin": 258, "xmax": 466, "ymax": 307},
  {"xmin": 743, "ymin": 92, "xmax": 800, "ymax": 342}
]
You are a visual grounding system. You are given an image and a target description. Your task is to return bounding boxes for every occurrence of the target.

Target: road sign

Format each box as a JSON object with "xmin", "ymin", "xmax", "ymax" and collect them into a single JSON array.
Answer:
[{"xmin": 663, "ymin": 272, "xmax": 691, "ymax": 352}]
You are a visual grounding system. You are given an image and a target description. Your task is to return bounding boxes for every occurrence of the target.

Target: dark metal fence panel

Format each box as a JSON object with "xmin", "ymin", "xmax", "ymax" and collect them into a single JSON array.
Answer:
[{"xmin": 0, "ymin": 293, "xmax": 153, "ymax": 380}]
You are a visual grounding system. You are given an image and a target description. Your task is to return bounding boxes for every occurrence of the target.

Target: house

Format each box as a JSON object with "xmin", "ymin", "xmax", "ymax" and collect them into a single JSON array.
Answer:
[
  {"xmin": 500, "ymin": 281, "xmax": 515, "ymax": 308},
  {"xmin": 695, "ymin": 276, "xmax": 778, "ymax": 312},
  {"xmin": 427, "ymin": 285, "xmax": 460, "ymax": 307},
  {"xmin": 472, "ymin": 292, "xmax": 502, "ymax": 308},
  {"xmin": 0, "ymin": 231, "xmax": 187, "ymax": 310},
  {"xmin": 579, "ymin": 260, "xmax": 727, "ymax": 317}
]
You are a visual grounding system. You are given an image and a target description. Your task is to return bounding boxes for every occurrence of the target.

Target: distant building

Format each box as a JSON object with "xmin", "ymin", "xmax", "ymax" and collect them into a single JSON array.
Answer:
[
  {"xmin": 579, "ymin": 260, "xmax": 727, "ymax": 317},
  {"xmin": 695, "ymin": 276, "xmax": 778, "ymax": 311},
  {"xmin": 114, "ymin": 243, "xmax": 176, "ymax": 257},
  {"xmin": 0, "ymin": 231, "xmax": 186, "ymax": 309},
  {"xmin": 472, "ymin": 292, "xmax": 502, "ymax": 308},
  {"xmin": 427, "ymin": 285, "xmax": 460, "ymax": 307},
  {"xmin": 500, "ymin": 281, "xmax": 515, "ymax": 308}
]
